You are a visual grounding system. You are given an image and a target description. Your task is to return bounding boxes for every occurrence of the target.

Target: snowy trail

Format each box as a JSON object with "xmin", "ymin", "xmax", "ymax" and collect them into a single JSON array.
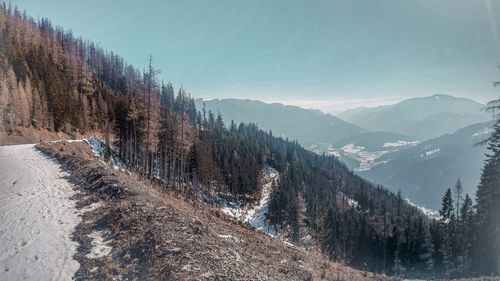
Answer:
[{"xmin": 0, "ymin": 144, "xmax": 80, "ymax": 281}]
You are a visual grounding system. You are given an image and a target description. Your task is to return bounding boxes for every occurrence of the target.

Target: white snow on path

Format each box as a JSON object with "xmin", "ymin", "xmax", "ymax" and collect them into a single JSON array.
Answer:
[{"xmin": 0, "ymin": 144, "xmax": 81, "ymax": 281}]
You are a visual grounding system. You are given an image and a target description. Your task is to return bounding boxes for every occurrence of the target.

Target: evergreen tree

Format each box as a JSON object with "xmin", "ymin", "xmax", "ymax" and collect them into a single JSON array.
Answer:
[
  {"xmin": 454, "ymin": 178, "xmax": 463, "ymax": 228},
  {"xmin": 420, "ymin": 228, "xmax": 434, "ymax": 274},
  {"xmin": 439, "ymin": 188, "xmax": 455, "ymax": 277},
  {"xmin": 473, "ymin": 98, "xmax": 500, "ymax": 276},
  {"xmin": 458, "ymin": 194, "xmax": 474, "ymax": 276},
  {"xmin": 453, "ymin": 179, "xmax": 464, "ymax": 275}
]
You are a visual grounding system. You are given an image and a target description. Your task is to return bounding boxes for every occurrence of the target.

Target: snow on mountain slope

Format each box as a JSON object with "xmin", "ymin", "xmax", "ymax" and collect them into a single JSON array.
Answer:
[
  {"xmin": 383, "ymin": 140, "xmax": 419, "ymax": 148},
  {"xmin": 359, "ymin": 121, "xmax": 494, "ymax": 209},
  {"xmin": 421, "ymin": 148, "xmax": 440, "ymax": 158},
  {"xmin": 314, "ymin": 140, "xmax": 418, "ymax": 172},
  {"xmin": 338, "ymin": 143, "xmax": 390, "ymax": 171},
  {"xmin": 84, "ymin": 138, "xmax": 126, "ymax": 171},
  {"xmin": 0, "ymin": 144, "xmax": 80, "ymax": 280},
  {"xmin": 221, "ymin": 166, "xmax": 278, "ymax": 235},
  {"xmin": 310, "ymin": 132, "xmax": 420, "ymax": 172},
  {"xmin": 405, "ymin": 198, "xmax": 440, "ymax": 220}
]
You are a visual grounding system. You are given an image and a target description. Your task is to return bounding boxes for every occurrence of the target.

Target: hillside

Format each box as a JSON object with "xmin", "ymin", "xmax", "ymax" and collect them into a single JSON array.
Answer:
[
  {"xmin": 359, "ymin": 121, "xmax": 494, "ymax": 209},
  {"xmin": 195, "ymin": 98, "xmax": 366, "ymax": 145},
  {"xmin": 339, "ymin": 94, "xmax": 491, "ymax": 140},
  {"xmin": 32, "ymin": 140, "xmax": 387, "ymax": 280}
]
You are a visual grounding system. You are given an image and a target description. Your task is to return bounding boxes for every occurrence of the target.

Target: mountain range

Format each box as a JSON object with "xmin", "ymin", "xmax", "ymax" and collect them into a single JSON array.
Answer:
[
  {"xmin": 195, "ymin": 98, "xmax": 365, "ymax": 145},
  {"xmin": 339, "ymin": 94, "xmax": 491, "ymax": 140}
]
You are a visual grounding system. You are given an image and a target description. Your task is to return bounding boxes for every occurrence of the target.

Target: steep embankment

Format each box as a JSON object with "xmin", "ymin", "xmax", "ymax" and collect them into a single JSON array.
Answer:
[{"xmin": 36, "ymin": 140, "xmax": 391, "ymax": 281}]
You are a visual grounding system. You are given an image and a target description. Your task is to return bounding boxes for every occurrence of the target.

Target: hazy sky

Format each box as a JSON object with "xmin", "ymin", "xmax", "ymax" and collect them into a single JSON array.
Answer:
[{"xmin": 12, "ymin": 0, "xmax": 500, "ymax": 113}]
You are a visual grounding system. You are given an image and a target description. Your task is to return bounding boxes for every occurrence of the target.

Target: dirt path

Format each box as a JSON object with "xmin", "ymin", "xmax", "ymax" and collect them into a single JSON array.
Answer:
[{"xmin": 0, "ymin": 144, "xmax": 80, "ymax": 280}]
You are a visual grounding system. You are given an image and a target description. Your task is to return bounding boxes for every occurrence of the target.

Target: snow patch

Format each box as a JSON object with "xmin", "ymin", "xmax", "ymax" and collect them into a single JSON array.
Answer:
[
  {"xmin": 341, "ymin": 143, "xmax": 365, "ymax": 154},
  {"xmin": 86, "ymin": 230, "xmax": 113, "ymax": 259},
  {"xmin": 421, "ymin": 148, "xmax": 440, "ymax": 157},
  {"xmin": 80, "ymin": 201, "xmax": 102, "ymax": 214},
  {"xmin": 218, "ymin": 234, "xmax": 240, "ymax": 243},
  {"xmin": 84, "ymin": 138, "xmax": 126, "ymax": 171},
  {"xmin": 472, "ymin": 128, "xmax": 494, "ymax": 137},
  {"xmin": 338, "ymin": 192, "xmax": 360, "ymax": 209},
  {"xmin": 347, "ymin": 197, "xmax": 359, "ymax": 208},
  {"xmin": 405, "ymin": 198, "xmax": 440, "ymax": 220},
  {"xmin": 220, "ymin": 166, "xmax": 279, "ymax": 236},
  {"xmin": 383, "ymin": 140, "xmax": 419, "ymax": 148},
  {"xmin": 51, "ymin": 139, "xmax": 85, "ymax": 144},
  {"xmin": 341, "ymin": 144, "xmax": 390, "ymax": 171}
]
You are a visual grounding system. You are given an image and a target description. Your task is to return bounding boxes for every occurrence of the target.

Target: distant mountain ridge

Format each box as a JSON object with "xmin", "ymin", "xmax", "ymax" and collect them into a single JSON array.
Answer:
[
  {"xmin": 339, "ymin": 94, "xmax": 490, "ymax": 140},
  {"xmin": 195, "ymin": 98, "xmax": 366, "ymax": 145}
]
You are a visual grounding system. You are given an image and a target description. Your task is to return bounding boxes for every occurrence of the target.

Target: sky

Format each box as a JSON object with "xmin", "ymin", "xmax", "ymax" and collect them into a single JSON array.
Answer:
[{"xmin": 11, "ymin": 0, "xmax": 500, "ymax": 113}]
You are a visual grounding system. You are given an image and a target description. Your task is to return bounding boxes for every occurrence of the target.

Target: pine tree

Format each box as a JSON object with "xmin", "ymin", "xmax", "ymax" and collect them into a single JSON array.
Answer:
[
  {"xmin": 439, "ymin": 188, "xmax": 454, "ymax": 222},
  {"xmin": 420, "ymin": 228, "xmax": 434, "ymax": 274},
  {"xmin": 473, "ymin": 98, "xmax": 500, "ymax": 276},
  {"xmin": 439, "ymin": 188, "xmax": 455, "ymax": 277},
  {"xmin": 453, "ymin": 179, "xmax": 464, "ymax": 275},
  {"xmin": 454, "ymin": 178, "xmax": 463, "ymax": 228},
  {"xmin": 458, "ymin": 194, "xmax": 474, "ymax": 276}
]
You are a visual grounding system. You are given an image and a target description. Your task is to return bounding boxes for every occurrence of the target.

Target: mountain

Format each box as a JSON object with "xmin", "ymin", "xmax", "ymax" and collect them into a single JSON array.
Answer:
[
  {"xmin": 357, "ymin": 121, "xmax": 494, "ymax": 209},
  {"xmin": 339, "ymin": 94, "xmax": 490, "ymax": 140},
  {"xmin": 195, "ymin": 99, "xmax": 365, "ymax": 145}
]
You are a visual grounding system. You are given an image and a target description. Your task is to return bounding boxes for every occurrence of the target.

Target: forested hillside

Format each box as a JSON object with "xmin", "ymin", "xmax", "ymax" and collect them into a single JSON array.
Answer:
[
  {"xmin": 1, "ymin": 4, "xmax": 498, "ymax": 278},
  {"xmin": 359, "ymin": 121, "xmax": 493, "ymax": 209}
]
